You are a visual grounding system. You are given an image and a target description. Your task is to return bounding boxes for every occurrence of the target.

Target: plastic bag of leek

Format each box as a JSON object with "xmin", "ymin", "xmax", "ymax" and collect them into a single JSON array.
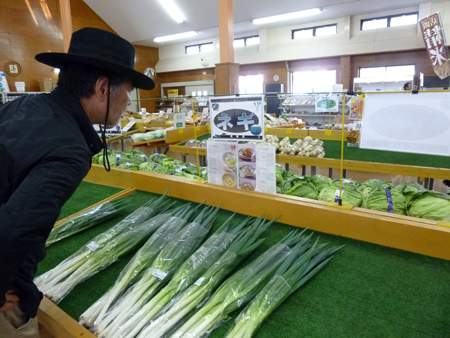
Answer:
[{"xmin": 46, "ymin": 195, "xmax": 132, "ymax": 246}]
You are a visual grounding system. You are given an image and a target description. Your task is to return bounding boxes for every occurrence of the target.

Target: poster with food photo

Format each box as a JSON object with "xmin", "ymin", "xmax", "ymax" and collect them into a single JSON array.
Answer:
[
  {"xmin": 207, "ymin": 140, "xmax": 238, "ymax": 188},
  {"xmin": 237, "ymin": 144, "xmax": 276, "ymax": 194},
  {"xmin": 238, "ymin": 145, "xmax": 256, "ymax": 191}
]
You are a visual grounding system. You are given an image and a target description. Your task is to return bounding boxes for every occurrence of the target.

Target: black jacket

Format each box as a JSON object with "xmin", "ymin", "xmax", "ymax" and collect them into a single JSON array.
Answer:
[{"xmin": 0, "ymin": 87, "xmax": 103, "ymax": 317}]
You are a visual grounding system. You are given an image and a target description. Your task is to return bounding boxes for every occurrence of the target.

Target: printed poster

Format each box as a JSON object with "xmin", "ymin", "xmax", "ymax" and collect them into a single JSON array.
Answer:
[
  {"xmin": 210, "ymin": 96, "xmax": 264, "ymax": 141},
  {"xmin": 349, "ymin": 98, "xmax": 364, "ymax": 120},
  {"xmin": 207, "ymin": 140, "xmax": 276, "ymax": 194}
]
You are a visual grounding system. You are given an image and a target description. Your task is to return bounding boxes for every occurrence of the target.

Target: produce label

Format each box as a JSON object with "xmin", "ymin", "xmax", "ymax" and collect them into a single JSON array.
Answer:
[
  {"xmin": 87, "ymin": 241, "xmax": 100, "ymax": 251},
  {"xmin": 152, "ymin": 269, "xmax": 168, "ymax": 280},
  {"xmin": 315, "ymin": 95, "xmax": 339, "ymax": 113},
  {"xmin": 210, "ymin": 96, "xmax": 264, "ymax": 141},
  {"xmin": 194, "ymin": 277, "xmax": 205, "ymax": 286}
]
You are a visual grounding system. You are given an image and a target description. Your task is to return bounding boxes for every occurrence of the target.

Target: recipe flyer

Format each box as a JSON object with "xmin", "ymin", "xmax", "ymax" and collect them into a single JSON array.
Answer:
[
  {"xmin": 207, "ymin": 140, "xmax": 239, "ymax": 188},
  {"xmin": 207, "ymin": 140, "xmax": 276, "ymax": 194}
]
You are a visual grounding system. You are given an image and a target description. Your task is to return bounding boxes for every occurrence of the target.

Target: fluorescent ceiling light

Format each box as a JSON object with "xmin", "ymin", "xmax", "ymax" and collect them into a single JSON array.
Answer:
[
  {"xmin": 157, "ymin": 0, "xmax": 185, "ymax": 23},
  {"xmin": 253, "ymin": 8, "xmax": 322, "ymax": 25},
  {"xmin": 154, "ymin": 31, "xmax": 198, "ymax": 43}
]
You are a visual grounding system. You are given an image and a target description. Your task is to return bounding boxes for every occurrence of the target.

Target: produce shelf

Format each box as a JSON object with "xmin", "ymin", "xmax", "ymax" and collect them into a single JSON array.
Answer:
[{"xmin": 36, "ymin": 176, "xmax": 450, "ymax": 338}]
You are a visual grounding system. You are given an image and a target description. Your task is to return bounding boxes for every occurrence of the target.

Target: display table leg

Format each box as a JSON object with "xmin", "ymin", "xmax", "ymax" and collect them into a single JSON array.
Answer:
[
  {"xmin": 311, "ymin": 166, "xmax": 316, "ymax": 176},
  {"xmin": 302, "ymin": 166, "xmax": 306, "ymax": 176},
  {"xmin": 329, "ymin": 168, "xmax": 333, "ymax": 178},
  {"xmin": 285, "ymin": 163, "xmax": 290, "ymax": 172}
]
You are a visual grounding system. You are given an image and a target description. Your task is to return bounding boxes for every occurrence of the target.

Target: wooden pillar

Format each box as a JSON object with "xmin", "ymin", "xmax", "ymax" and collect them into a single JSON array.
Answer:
[
  {"xmin": 339, "ymin": 56, "xmax": 352, "ymax": 91},
  {"xmin": 59, "ymin": 0, "xmax": 73, "ymax": 52},
  {"xmin": 216, "ymin": 0, "xmax": 239, "ymax": 95}
]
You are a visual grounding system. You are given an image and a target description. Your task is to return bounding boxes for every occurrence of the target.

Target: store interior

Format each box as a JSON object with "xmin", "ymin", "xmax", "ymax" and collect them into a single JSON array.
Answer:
[{"xmin": 1, "ymin": 1, "xmax": 450, "ymax": 338}]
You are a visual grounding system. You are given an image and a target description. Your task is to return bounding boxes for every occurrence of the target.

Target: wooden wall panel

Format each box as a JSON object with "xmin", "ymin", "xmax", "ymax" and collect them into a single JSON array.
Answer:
[
  {"xmin": 134, "ymin": 45, "xmax": 159, "ymax": 112},
  {"xmin": 70, "ymin": 0, "xmax": 114, "ymax": 33},
  {"xmin": 0, "ymin": 0, "xmax": 62, "ymax": 92},
  {"xmin": 158, "ymin": 68, "xmax": 215, "ymax": 84}
]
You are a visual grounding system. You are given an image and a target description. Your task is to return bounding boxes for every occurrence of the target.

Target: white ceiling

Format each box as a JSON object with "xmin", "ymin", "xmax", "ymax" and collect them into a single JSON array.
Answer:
[{"xmin": 83, "ymin": 0, "xmax": 440, "ymax": 47}]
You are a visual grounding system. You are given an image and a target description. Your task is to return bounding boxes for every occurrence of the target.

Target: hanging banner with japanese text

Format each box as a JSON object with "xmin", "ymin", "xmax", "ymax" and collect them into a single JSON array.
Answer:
[
  {"xmin": 210, "ymin": 96, "xmax": 264, "ymax": 141},
  {"xmin": 420, "ymin": 12, "xmax": 450, "ymax": 79}
]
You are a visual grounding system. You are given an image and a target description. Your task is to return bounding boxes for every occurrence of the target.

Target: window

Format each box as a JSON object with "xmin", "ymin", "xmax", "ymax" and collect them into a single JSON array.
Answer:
[
  {"xmin": 234, "ymin": 36, "xmax": 260, "ymax": 48},
  {"xmin": 185, "ymin": 42, "xmax": 213, "ymax": 54},
  {"xmin": 359, "ymin": 65, "xmax": 415, "ymax": 78},
  {"xmin": 292, "ymin": 24, "xmax": 337, "ymax": 39},
  {"xmin": 361, "ymin": 12, "xmax": 418, "ymax": 30},
  {"xmin": 292, "ymin": 70, "xmax": 336, "ymax": 93},
  {"xmin": 239, "ymin": 74, "xmax": 264, "ymax": 94}
]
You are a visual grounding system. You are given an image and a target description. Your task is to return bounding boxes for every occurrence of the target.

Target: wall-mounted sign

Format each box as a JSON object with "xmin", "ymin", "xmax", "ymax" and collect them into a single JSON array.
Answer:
[
  {"xmin": 420, "ymin": 12, "xmax": 450, "ymax": 79},
  {"xmin": 315, "ymin": 95, "xmax": 339, "ymax": 112},
  {"xmin": 210, "ymin": 96, "xmax": 264, "ymax": 141},
  {"xmin": 168, "ymin": 89, "xmax": 179, "ymax": 97}
]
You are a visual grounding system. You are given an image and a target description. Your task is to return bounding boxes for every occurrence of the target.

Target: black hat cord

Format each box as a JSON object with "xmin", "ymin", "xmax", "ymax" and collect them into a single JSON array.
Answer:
[{"xmin": 102, "ymin": 82, "xmax": 111, "ymax": 172}]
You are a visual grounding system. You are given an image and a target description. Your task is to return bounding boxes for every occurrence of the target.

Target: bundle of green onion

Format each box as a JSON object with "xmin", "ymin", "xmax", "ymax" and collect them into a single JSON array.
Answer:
[
  {"xmin": 79, "ymin": 204, "xmax": 194, "ymax": 329},
  {"xmin": 225, "ymin": 242, "xmax": 342, "ymax": 337},
  {"xmin": 115, "ymin": 215, "xmax": 253, "ymax": 338},
  {"xmin": 34, "ymin": 193, "xmax": 169, "ymax": 302},
  {"xmin": 167, "ymin": 230, "xmax": 313, "ymax": 338},
  {"xmin": 46, "ymin": 195, "xmax": 132, "ymax": 246},
  {"xmin": 136, "ymin": 216, "xmax": 279, "ymax": 338},
  {"xmin": 94, "ymin": 206, "xmax": 219, "ymax": 338}
]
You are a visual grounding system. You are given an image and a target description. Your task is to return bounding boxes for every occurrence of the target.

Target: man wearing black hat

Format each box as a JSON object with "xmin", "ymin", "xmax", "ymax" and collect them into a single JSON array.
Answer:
[{"xmin": 0, "ymin": 27, "xmax": 155, "ymax": 337}]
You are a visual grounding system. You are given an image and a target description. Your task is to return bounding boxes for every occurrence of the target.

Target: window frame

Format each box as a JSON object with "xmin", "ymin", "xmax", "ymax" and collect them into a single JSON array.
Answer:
[
  {"xmin": 234, "ymin": 35, "xmax": 260, "ymax": 48},
  {"xmin": 360, "ymin": 12, "xmax": 418, "ymax": 31},
  {"xmin": 185, "ymin": 42, "xmax": 214, "ymax": 54},
  {"xmin": 292, "ymin": 24, "xmax": 337, "ymax": 39}
]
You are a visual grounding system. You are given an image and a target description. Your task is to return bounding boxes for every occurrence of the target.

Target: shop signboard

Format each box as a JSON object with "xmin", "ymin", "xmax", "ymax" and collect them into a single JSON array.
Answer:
[
  {"xmin": 210, "ymin": 96, "xmax": 264, "ymax": 141},
  {"xmin": 315, "ymin": 95, "xmax": 339, "ymax": 113},
  {"xmin": 207, "ymin": 140, "xmax": 276, "ymax": 194},
  {"xmin": 419, "ymin": 12, "xmax": 450, "ymax": 79}
]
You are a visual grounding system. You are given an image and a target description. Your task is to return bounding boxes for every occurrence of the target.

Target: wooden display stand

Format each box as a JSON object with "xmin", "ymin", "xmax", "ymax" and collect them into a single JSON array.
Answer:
[{"xmin": 38, "ymin": 166, "xmax": 450, "ymax": 337}]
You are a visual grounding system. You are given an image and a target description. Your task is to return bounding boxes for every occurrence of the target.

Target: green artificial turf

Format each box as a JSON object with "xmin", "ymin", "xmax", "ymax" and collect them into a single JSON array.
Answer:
[
  {"xmin": 37, "ymin": 183, "xmax": 450, "ymax": 338},
  {"xmin": 178, "ymin": 133, "xmax": 450, "ymax": 169}
]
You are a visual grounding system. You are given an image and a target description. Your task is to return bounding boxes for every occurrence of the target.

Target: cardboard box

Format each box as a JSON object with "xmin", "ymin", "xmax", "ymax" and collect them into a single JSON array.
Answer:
[{"xmin": 39, "ymin": 78, "xmax": 53, "ymax": 92}]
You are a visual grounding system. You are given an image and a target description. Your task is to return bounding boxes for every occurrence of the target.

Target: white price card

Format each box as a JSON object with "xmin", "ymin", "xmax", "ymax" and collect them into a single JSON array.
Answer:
[
  {"xmin": 194, "ymin": 277, "xmax": 205, "ymax": 286},
  {"xmin": 87, "ymin": 241, "xmax": 100, "ymax": 251},
  {"xmin": 122, "ymin": 121, "xmax": 135, "ymax": 132},
  {"xmin": 152, "ymin": 269, "xmax": 168, "ymax": 280}
]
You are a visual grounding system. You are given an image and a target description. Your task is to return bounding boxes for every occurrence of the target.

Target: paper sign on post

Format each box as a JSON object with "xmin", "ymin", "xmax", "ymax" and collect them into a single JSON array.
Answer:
[{"xmin": 122, "ymin": 121, "xmax": 135, "ymax": 132}]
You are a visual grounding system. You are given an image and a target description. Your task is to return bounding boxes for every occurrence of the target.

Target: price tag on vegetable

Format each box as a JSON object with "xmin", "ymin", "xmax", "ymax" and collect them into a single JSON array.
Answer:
[
  {"xmin": 122, "ymin": 121, "xmax": 135, "ymax": 132},
  {"xmin": 286, "ymin": 129, "xmax": 293, "ymax": 135},
  {"xmin": 87, "ymin": 241, "xmax": 100, "ymax": 251},
  {"xmin": 325, "ymin": 130, "xmax": 333, "ymax": 136},
  {"xmin": 194, "ymin": 277, "xmax": 205, "ymax": 286},
  {"xmin": 152, "ymin": 269, "xmax": 168, "ymax": 280}
]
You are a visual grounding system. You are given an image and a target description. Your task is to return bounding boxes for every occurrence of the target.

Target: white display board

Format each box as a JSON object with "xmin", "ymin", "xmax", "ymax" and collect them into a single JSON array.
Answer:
[
  {"xmin": 210, "ymin": 96, "xmax": 264, "ymax": 141},
  {"xmin": 360, "ymin": 92, "xmax": 450, "ymax": 156}
]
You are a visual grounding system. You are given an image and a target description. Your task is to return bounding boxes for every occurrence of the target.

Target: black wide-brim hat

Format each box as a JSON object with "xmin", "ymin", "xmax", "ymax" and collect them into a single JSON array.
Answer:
[{"xmin": 35, "ymin": 27, "xmax": 155, "ymax": 90}]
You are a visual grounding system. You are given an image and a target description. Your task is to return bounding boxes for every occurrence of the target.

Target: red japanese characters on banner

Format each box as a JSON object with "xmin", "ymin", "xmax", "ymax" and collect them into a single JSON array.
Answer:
[{"xmin": 420, "ymin": 13, "xmax": 450, "ymax": 79}]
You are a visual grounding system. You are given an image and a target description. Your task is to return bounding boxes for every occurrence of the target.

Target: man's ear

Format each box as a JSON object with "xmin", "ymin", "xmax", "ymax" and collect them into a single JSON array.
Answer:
[{"xmin": 94, "ymin": 76, "xmax": 109, "ymax": 101}]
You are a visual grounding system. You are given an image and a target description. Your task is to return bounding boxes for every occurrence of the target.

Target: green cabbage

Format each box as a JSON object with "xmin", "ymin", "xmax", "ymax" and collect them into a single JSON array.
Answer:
[
  {"xmin": 311, "ymin": 175, "xmax": 332, "ymax": 192},
  {"xmin": 393, "ymin": 182, "xmax": 427, "ymax": 196},
  {"xmin": 318, "ymin": 184, "xmax": 363, "ymax": 207},
  {"xmin": 276, "ymin": 165, "xmax": 285, "ymax": 184},
  {"xmin": 284, "ymin": 178, "xmax": 318, "ymax": 200},
  {"xmin": 363, "ymin": 187, "xmax": 406, "ymax": 215},
  {"xmin": 406, "ymin": 191, "xmax": 450, "ymax": 222}
]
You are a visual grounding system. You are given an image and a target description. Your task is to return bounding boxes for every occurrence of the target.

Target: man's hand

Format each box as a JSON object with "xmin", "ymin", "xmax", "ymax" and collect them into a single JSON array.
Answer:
[{"xmin": 0, "ymin": 290, "xmax": 19, "ymax": 312}]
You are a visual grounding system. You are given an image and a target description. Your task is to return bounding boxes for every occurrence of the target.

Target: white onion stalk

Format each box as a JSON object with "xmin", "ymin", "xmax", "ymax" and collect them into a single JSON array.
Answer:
[
  {"xmin": 116, "ymin": 215, "xmax": 251, "ymax": 338},
  {"xmin": 79, "ymin": 204, "xmax": 193, "ymax": 329},
  {"xmin": 45, "ymin": 211, "xmax": 173, "ymax": 303},
  {"xmin": 34, "ymin": 193, "xmax": 168, "ymax": 293},
  {"xmin": 94, "ymin": 206, "xmax": 219, "ymax": 338},
  {"xmin": 136, "ymin": 216, "xmax": 281, "ymax": 338},
  {"xmin": 226, "ymin": 243, "xmax": 342, "ymax": 338},
  {"xmin": 167, "ymin": 230, "xmax": 312, "ymax": 338}
]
